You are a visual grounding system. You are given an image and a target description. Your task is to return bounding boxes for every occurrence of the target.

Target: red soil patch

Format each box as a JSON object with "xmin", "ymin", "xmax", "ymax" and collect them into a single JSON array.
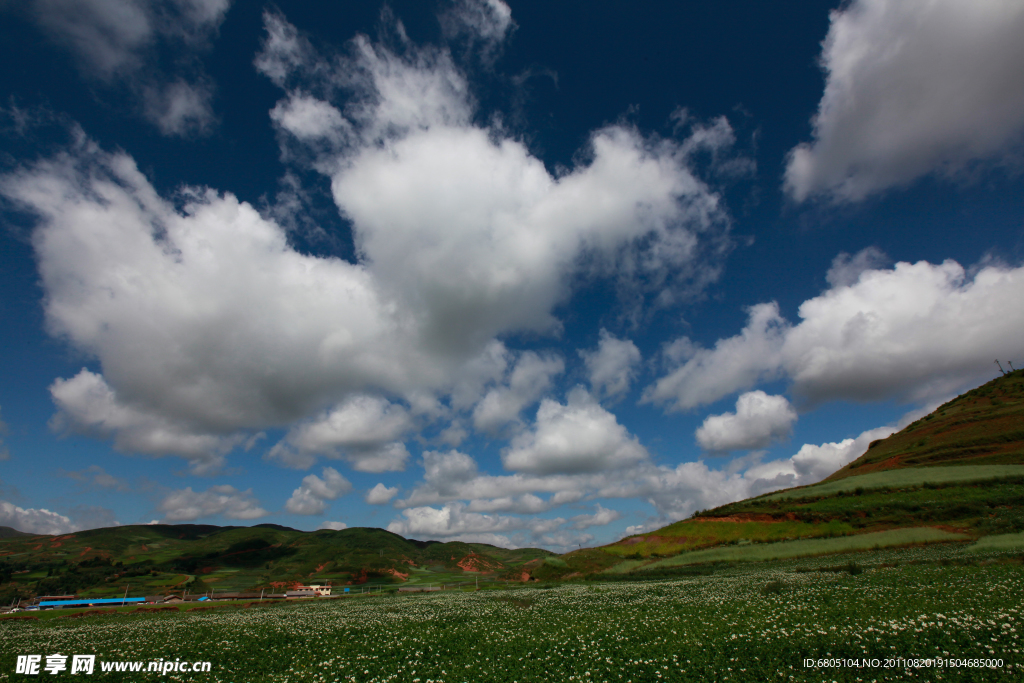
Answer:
[
  {"xmin": 200, "ymin": 566, "xmax": 215, "ymax": 574},
  {"xmin": 78, "ymin": 547, "xmax": 93, "ymax": 556},
  {"xmin": 1, "ymin": 615, "xmax": 39, "ymax": 621},
  {"xmin": 691, "ymin": 514, "xmax": 785, "ymax": 523},
  {"xmin": 456, "ymin": 553, "xmax": 503, "ymax": 573},
  {"xmin": 136, "ymin": 606, "xmax": 179, "ymax": 613},
  {"xmin": 387, "ymin": 568, "xmax": 410, "ymax": 580},
  {"xmin": 139, "ymin": 545, "xmax": 149, "ymax": 551},
  {"xmin": 269, "ymin": 581, "xmax": 302, "ymax": 590},
  {"xmin": 31, "ymin": 544, "xmax": 42, "ymax": 550}
]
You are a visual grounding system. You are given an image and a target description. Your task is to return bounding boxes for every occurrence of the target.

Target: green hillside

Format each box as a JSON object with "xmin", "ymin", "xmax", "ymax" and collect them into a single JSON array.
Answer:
[
  {"xmin": 828, "ymin": 367, "xmax": 1024, "ymax": 480},
  {"xmin": 0, "ymin": 523, "xmax": 551, "ymax": 605},
  {"xmin": 543, "ymin": 369, "xmax": 1024, "ymax": 580},
  {"xmin": 5, "ymin": 370, "xmax": 1022, "ymax": 596}
]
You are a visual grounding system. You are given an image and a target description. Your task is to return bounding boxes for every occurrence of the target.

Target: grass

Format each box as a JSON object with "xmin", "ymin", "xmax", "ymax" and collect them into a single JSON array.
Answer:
[
  {"xmin": 969, "ymin": 531, "xmax": 1024, "ymax": 553},
  {"xmin": 619, "ymin": 527, "xmax": 969, "ymax": 572},
  {"xmin": 760, "ymin": 465, "xmax": 1024, "ymax": 501},
  {"xmin": 2, "ymin": 542, "xmax": 1020, "ymax": 682}
]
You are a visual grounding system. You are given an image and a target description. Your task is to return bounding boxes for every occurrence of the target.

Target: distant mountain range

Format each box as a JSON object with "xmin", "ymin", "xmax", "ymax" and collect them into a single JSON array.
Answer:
[{"xmin": 3, "ymin": 370, "xmax": 1022, "ymax": 599}]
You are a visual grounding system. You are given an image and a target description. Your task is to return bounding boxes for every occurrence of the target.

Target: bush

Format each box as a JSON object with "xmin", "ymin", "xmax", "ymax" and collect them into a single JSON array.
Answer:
[{"xmin": 847, "ymin": 561, "xmax": 863, "ymax": 576}]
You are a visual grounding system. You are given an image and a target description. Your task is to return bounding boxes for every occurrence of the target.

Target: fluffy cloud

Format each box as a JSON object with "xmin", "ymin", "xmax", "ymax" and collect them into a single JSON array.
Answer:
[
  {"xmin": 259, "ymin": 6, "xmax": 733, "ymax": 341},
  {"xmin": 569, "ymin": 504, "xmax": 622, "ymax": 530},
  {"xmin": 158, "ymin": 485, "xmax": 267, "ymax": 522},
  {"xmin": 647, "ymin": 256, "xmax": 1024, "ymax": 410},
  {"xmin": 580, "ymin": 329, "xmax": 641, "ymax": 401},
  {"xmin": 387, "ymin": 403, "xmax": 925, "ymax": 533},
  {"xmin": 365, "ymin": 483, "xmax": 398, "ymax": 505},
  {"xmin": 0, "ymin": 501, "xmax": 75, "ymax": 535},
  {"xmin": 23, "ymin": 0, "xmax": 230, "ymax": 135},
  {"xmin": 785, "ymin": 0, "xmax": 1024, "ymax": 202},
  {"xmin": 825, "ymin": 247, "xmax": 891, "ymax": 289},
  {"xmin": 49, "ymin": 370, "xmax": 243, "ymax": 474},
  {"xmin": 2, "ymin": 2, "xmax": 735, "ymax": 473},
  {"xmin": 645, "ymin": 302, "xmax": 787, "ymax": 411},
  {"xmin": 318, "ymin": 520, "xmax": 348, "ymax": 531},
  {"xmin": 503, "ymin": 388, "xmax": 649, "ymax": 475},
  {"xmin": 695, "ymin": 391, "xmax": 797, "ymax": 453},
  {"xmin": 285, "ymin": 467, "xmax": 352, "ymax": 515},
  {"xmin": 386, "ymin": 501, "xmax": 563, "ymax": 546},
  {"xmin": 472, "ymin": 352, "xmax": 564, "ymax": 433},
  {"xmin": 269, "ymin": 395, "xmax": 413, "ymax": 471}
]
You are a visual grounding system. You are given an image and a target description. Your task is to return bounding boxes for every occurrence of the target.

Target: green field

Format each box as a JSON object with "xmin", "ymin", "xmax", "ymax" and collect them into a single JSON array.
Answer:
[
  {"xmin": 2, "ymin": 543, "xmax": 1020, "ymax": 682},
  {"xmin": 625, "ymin": 527, "xmax": 968, "ymax": 572},
  {"xmin": 760, "ymin": 465, "xmax": 1024, "ymax": 501}
]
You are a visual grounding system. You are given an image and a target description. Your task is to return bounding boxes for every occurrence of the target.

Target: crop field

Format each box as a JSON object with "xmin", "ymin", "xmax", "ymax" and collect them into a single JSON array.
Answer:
[
  {"xmin": 2, "ymin": 545, "xmax": 1021, "ymax": 682},
  {"xmin": 761, "ymin": 465, "xmax": 1024, "ymax": 501},
  {"xmin": 616, "ymin": 528, "xmax": 969, "ymax": 572}
]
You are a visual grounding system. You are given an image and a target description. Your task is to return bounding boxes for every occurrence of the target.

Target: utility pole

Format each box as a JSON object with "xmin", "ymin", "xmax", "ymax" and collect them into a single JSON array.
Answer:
[{"xmin": 122, "ymin": 584, "xmax": 129, "ymax": 606}]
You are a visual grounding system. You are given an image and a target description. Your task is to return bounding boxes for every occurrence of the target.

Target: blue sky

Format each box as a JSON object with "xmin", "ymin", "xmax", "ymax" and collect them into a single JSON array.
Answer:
[{"xmin": 1, "ymin": 0, "xmax": 1023, "ymax": 550}]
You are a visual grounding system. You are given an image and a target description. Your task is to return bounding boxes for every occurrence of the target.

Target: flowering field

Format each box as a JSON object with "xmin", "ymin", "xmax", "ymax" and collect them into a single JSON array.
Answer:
[{"xmin": 1, "ymin": 545, "xmax": 1020, "ymax": 682}]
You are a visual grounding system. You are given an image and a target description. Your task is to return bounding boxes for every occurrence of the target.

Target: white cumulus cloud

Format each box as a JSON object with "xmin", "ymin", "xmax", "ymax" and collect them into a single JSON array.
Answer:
[
  {"xmin": 695, "ymin": 391, "xmax": 797, "ymax": 453},
  {"xmin": 268, "ymin": 395, "xmax": 413, "ymax": 471},
  {"xmin": 569, "ymin": 504, "xmax": 622, "ymax": 530},
  {"xmin": 580, "ymin": 329, "xmax": 641, "ymax": 401},
  {"xmin": 503, "ymin": 388, "xmax": 649, "ymax": 475},
  {"xmin": 158, "ymin": 485, "xmax": 267, "ymax": 522},
  {"xmin": 365, "ymin": 483, "xmax": 399, "ymax": 505},
  {"xmin": 472, "ymin": 352, "xmax": 564, "ymax": 434},
  {"xmin": 0, "ymin": 501, "xmax": 75, "ymax": 535},
  {"xmin": 285, "ymin": 467, "xmax": 352, "ymax": 515},
  {"xmin": 647, "ymin": 257, "xmax": 1024, "ymax": 410},
  {"xmin": 1, "ymin": 1, "xmax": 736, "ymax": 474},
  {"xmin": 785, "ymin": 0, "xmax": 1024, "ymax": 202}
]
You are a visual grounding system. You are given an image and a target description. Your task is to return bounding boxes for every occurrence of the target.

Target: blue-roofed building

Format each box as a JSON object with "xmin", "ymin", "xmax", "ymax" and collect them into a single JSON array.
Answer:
[{"xmin": 38, "ymin": 597, "xmax": 146, "ymax": 609}]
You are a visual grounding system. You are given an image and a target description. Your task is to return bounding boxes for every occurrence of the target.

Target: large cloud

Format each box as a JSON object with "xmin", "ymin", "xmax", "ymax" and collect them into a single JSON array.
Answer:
[
  {"xmin": 695, "ymin": 391, "xmax": 797, "ymax": 453},
  {"xmin": 785, "ymin": 0, "xmax": 1024, "ymax": 202},
  {"xmin": 1, "ymin": 3, "xmax": 736, "ymax": 472},
  {"xmin": 502, "ymin": 388, "xmax": 649, "ymax": 475},
  {"xmin": 646, "ymin": 254, "xmax": 1024, "ymax": 410},
  {"xmin": 22, "ymin": 0, "xmax": 231, "ymax": 135}
]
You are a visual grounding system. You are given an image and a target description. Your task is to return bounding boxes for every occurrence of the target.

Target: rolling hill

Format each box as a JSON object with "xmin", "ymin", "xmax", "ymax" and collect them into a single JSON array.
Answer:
[
  {"xmin": 0, "ymin": 523, "xmax": 551, "ymax": 605},
  {"xmin": 541, "ymin": 368, "xmax": 1024, "ymax": 580},
  {"xmin": 3, "ymin": 370, "xmax": 1022, "ymax": 599}
]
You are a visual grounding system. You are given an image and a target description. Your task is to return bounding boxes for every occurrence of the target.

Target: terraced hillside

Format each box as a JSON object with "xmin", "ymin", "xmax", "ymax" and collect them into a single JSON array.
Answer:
[
  {"xmin": 0, "ymin": 524, "xmax": 550, "ymax": 605},
  {"xmin": 826, "ymin": 368, "xmax": 1024, "ymax": 480},
  {"xmin": 546, "ymin": 369, "xmax": 1024, "ymax": 580}
]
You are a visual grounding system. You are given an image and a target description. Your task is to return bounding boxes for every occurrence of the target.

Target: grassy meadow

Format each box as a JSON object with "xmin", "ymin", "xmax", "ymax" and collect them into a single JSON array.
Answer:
[{"xmin": 2, "ymin": 542, "xmax": 1021, "ymax": 682}]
